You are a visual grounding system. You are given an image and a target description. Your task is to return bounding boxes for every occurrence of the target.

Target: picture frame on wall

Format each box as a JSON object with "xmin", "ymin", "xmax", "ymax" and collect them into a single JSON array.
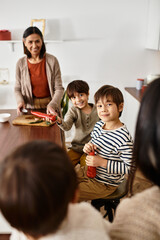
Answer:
[
  {"xmin": 31, "ymin": 19, "xmax": 45, "ymax": 35},
  {"xmin": 0, "ymin": 68, "xmax": 9, "ymax": 85}
]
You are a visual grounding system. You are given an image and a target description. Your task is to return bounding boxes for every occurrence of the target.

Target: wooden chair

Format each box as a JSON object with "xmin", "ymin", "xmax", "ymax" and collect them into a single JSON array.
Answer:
[{"xmin": 91, "ymin": 178, "xmax": 128, "ymax": 222}]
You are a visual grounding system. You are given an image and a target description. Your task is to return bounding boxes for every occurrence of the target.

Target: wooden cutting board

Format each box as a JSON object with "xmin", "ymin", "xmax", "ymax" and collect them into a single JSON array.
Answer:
[{"xmin": 12, "ymin": 114, "xmax": 56, "ymax": 127}]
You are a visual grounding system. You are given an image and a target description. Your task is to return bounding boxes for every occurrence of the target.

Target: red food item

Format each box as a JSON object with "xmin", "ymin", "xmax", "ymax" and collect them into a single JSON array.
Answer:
[
  {"xmin": 87, "ymin": 151, "xmax": 96, "ymax": 178},
  {"xmin": 31, "ymin": 111, "xmax": 57, "ymax": 122}
]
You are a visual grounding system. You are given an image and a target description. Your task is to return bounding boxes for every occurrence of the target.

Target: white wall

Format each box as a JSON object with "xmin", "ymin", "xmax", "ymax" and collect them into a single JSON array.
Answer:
[{"xmin": 0, "ymin": 0, "xmax": 160, "ymax": 138}]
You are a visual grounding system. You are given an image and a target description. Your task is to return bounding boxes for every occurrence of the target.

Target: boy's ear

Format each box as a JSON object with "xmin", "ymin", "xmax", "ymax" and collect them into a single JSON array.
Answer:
[
  {"xmin": 118, "ymin": 102, "xmax": 124, "ymax": 112},
  {"xmin": 87, "ymin": 91, "xmax": 89, "ymax": 100}
]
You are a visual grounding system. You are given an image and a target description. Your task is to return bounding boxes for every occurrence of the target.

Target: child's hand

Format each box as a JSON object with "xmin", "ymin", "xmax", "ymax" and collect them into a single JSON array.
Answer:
[
  {"xmin": 56, "ymin": 116, "xmax": 62, "ymax": 124},
  {"xmin": 86, "ymin": 155, "xmax": 107, "ymax": 168},
  {"xmin": 83, "ymin": 142, "xmax": 96, "ymax": 155}
]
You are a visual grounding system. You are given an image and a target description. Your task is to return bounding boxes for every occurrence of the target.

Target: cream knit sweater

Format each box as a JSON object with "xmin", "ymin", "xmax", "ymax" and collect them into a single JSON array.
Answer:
[
  {"xmin": 109, "ymin": 185, "xmax": 160, "ymax": 240},
  {"xmin": 10, "ymin": 202, "xmax": 110, "ymax": 240}
]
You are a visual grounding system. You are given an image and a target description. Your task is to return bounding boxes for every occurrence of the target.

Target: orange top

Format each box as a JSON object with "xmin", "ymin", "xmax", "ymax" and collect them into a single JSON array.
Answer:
[{"xmin": 27, "ymin": 57, "xmax": 50, "ymax": 98}]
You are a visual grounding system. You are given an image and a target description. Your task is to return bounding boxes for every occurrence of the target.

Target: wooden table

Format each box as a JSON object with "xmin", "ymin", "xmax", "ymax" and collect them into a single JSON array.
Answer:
[
  {"xmin": 0, "ymin": 109, "xmax": 63, "ymax": 239},
  {"xmin": 0, "ymin": 109, "xmax": 63, "ymax": 162}
]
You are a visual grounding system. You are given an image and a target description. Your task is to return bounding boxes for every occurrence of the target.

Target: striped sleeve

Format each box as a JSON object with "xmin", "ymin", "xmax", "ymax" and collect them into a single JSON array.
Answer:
[{"xmin": 107, "ymin": 140, "xmax": 133, "ymax": 175}]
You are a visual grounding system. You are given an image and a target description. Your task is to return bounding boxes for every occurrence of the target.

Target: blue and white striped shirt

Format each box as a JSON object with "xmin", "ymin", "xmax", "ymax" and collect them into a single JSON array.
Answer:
[{"xmin": 91, "ymin": 120, "xmax": 133, "ymax": 186}]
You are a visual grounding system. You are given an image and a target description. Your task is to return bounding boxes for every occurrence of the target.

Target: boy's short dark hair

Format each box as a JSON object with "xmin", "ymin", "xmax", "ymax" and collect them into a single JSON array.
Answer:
[
  {"xmin": 94, "ymin": 85, "xmax": 124, "ymax": 117},
  {"xmin": 0, "ymin": 140, "xmax": 78, "ymax": 239},
  {"xmin": 66, "ymin": 80, "xmax": 89, "ymax": 99},
  {"xmin": 23, "ymin": 26, "xmax": 46, "ymax": 59}
]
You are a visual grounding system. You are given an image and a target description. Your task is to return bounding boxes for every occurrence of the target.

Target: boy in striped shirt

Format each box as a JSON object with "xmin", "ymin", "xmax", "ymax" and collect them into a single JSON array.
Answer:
[{"xmin": 78, "ymin": 85, "xmax": 133, "ymax": 201}]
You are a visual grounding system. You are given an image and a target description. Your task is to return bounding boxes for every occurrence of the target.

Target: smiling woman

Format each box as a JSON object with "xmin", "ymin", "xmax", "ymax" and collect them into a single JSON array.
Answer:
[
  {"xmin": 23, "ymin": 33, "xmax": 43, "ymax": 59},
  {"xmin": 14, "ymin": 26, "xmax": 64, "ymax": 116}
]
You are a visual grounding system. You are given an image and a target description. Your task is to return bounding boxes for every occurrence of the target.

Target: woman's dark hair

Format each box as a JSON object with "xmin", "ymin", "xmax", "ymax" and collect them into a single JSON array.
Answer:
[
  {"xmin": 0, "ymin": 140, "xmax": 78, "ymax": 238},
  {"xmin": 23, "ymin": 26, "xmax": 46, "ymax": 59},
  {"xmin": 94, "ymin": 85, "xmax": 124, "ymax": 117},
  {"xmin": 129, "ymin": 78, "xmax": 160, "ymax": 194},
  {"xmin": 66, "ymin": 80, "xmax": 89, "ymax": 99}
]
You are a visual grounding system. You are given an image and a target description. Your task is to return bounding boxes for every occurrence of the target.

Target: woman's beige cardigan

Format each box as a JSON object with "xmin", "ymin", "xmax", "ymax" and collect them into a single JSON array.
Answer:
[{"xmin": 15, "ymin": 53, "xmax": 64, "ymax": 112}]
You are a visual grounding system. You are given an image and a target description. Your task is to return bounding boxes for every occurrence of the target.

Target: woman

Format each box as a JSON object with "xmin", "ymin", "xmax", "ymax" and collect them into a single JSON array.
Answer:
[
  {"xmin": 15, "ymin": 26, "xmax": 64, "ymax": 115},
  {"xmin": 109, "ymin": 78, "xmax": 160, "ymax": 240}
]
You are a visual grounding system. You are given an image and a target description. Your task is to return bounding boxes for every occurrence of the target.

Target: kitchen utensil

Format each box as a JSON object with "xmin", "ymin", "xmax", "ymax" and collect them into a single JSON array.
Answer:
[{"xmin": 0, "ymin": 113, "xmax": 11, "ymax": 122}]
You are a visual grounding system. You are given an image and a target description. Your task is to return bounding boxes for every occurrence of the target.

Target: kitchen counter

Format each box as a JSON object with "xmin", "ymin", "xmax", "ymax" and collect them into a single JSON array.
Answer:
[
  {"xmin": 125, "ymin": 87, "xmax": 142, "ymax": 102},
  {"xmin": 124, "ymin": 87, "xmax": 141, "ymax": 139}
]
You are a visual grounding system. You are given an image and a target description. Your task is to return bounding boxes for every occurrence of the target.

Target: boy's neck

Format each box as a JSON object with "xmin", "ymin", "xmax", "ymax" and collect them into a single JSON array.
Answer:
[
  {"xmin": 81, "ymin": 103, "xmax": 92, "ymax": 114},
  {"xmin": 103, "ymin": 119, "xmax": 123, "ymax": 130}
]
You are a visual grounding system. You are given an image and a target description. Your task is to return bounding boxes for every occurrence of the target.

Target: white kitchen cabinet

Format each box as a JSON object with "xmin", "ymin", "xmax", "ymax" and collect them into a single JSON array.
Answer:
[{"xmin": 146, "ymin": 0, "xmax": 160, "ymax": 50}]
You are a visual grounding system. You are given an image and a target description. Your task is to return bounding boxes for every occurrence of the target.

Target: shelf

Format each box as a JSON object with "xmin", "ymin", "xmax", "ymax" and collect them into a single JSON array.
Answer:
[
  {"xmin": 0, "ymin": 40, "xmax": 64, "ymax": 51},
  {"xmin": 0, "ymin": 38, "xmax": 102, "ymax": 52},
  {"xmin": 125, "ymin": 87, "xmax": 142, "ymax": 102},
  {"xmin": 0, "ymin": 40, "xmax": 64, "ymax": 43}
]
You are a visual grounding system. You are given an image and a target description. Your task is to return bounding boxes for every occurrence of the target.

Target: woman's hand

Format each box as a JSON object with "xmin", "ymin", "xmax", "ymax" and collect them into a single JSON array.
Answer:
[
  {"xmin": 86, "ymin": 154, "xmax": 107, "ymax": 168},
  {"xmin": 47, "ymin": 106, "xmax": 57, "ymax": 115},
  {"xmin": 17, "ymin": 102, "xmax": 25, "ymax": 115},
  {"xmin": 83, "ymin": 142, "xmax": 97, "ymax": 155}
]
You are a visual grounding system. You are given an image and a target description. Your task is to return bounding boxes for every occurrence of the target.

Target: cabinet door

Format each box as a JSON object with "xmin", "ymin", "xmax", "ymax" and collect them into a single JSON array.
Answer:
[{"xmin": 146, "ymin": 0, "xmax": 160, "ymax": 50}]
